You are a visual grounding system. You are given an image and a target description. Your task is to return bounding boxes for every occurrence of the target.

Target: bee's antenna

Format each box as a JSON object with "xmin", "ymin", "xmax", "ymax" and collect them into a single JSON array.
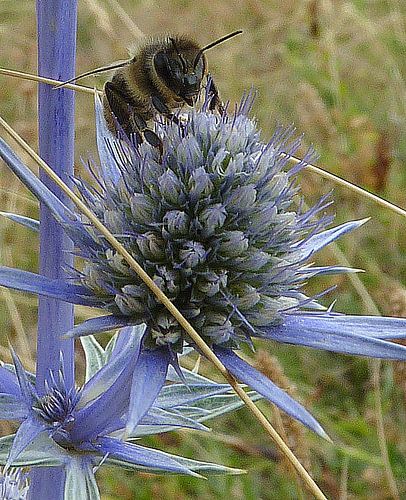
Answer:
[
  {"xmin": 53, "ymin": 60, "xmax": 130, "ymax": 89},
  {"xmin": 193, "ymin": 30, "xmax": 242, "ymax": 68}
]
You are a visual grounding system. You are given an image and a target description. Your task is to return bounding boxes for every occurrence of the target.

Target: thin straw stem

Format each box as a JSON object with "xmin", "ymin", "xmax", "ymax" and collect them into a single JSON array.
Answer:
[
  {"xmin": 286, "ymin": 154, "xmax": 406, "ymax": 218},
  {"xmin": 0, "ymin": 68, "xmax": 97, "ymax": 95}
]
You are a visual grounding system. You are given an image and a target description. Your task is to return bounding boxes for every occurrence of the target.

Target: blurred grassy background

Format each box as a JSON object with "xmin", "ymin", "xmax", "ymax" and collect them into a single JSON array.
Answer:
[{"xmin": 1, "ymin": 0, "xmax": 406, "ymax": 498}]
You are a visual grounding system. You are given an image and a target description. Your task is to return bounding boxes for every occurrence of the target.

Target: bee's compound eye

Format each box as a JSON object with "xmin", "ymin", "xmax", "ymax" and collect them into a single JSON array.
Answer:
[
  {"xmin": 154, "ymin": 52, "xmax": 171, "ymax": 79},
  {"xmin": 154, "ymin": 51, "xmax": 185, "ymax": 92}
]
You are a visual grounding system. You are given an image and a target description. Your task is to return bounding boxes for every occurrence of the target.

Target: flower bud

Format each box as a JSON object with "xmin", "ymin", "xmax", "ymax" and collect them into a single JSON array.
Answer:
[
  {"xmin": 202, "ymin": 313, "xmax": 233, "ymax": 344},
  {"xmin": 231, "ymin": 284, "xmax": 261, "ymax": 311},
  {"xmin": 136, "ymin": 232, "xmax": 165, "ymax": 261},
  {"xmin": 130, "ymin": 193, "xmax": 155, "ymax": 224},
  {"xmin": 226, "ymin": 185, "xmax": 257, "ymax": 212},
  {"xmin": 218, "ymin": 231, "xmax": 249, "ymax": 258},
  {"xmin": 189, "ymin": 167, "xmax": 214, "ymax": 201},
  {"xmin": 158, "ymin": 170, "xmax": 183, "ymax": 205},
  {"xmin": 179, "ymin": 241, "xmax": 206, "ymax": 269},
  {"xmin": 163, "ymin": 210, "xmax": 189, "ymax": 236},
  {"xmin": 198, "ymin": 204, "xmax": 227, "ymax": 237}
]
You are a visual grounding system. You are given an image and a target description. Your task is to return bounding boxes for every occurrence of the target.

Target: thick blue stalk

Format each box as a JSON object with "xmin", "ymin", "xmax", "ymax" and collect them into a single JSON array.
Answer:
[{"xmin": 30, "ymin": 1, "xmax": 78, "ymax": 498}]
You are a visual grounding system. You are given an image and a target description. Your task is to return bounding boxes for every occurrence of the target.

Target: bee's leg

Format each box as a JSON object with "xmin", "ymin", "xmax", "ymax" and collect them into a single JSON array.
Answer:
[
  {"xmin": 151, "ymin": 95, "xmax": 180, "ymax": 125},
  {"xmin": 105, "ymin": 81, "xmax": 162, "ymax": 150},
  {"xmin": 130, "ymin": 113, "xmax": 163, "ymax": 153},
  {"xmin": 104, "ymin": 81, "xmax": 138, "ymax": 139},
  {"xmin": 207, "ymin": 78, "xmax": 225, "ymax": 115}
]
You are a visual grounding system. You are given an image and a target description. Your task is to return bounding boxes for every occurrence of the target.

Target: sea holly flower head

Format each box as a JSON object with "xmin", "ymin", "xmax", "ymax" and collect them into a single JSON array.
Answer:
[
  {"xmin": 75, "ymin": 91, "xmax": 335, "ymax": 350},
  {"xmin": 0, "ymin": 328, "xmax": 246, "ymax": 496},
  {"xmin": 29, "ymin": 367, "xmax": 80, "ymax": 449},
  {"xmin": 2, "ymin": 84, "xmax": 406, "ymax": 440}
]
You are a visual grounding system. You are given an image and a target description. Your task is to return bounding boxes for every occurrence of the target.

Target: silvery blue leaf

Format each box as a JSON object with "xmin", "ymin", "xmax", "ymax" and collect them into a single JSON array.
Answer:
[
  {"xmin": 0, "ymin": 211, "xmax": 39, "ymax": 232},
  {"xmin": 0, "ymin": 139, "xmax": 74, "ymax": 224},
  {"xmin": 261, "ymin": 313, "xmax": 406, "ymax": 358},
  {"xmin": 6, "ymin": 419, "xmax": 48, "ymax": 467},
  {"xmin": 214, "ymin": 346, "xmax": 328, "ymax": 439},
  {"xmin": 0, "ymin": 267, "xmax": 94, "ymax": 306},
  {"xmin": 79, "ymin": 325, "xmax": 144, "ymax": 407},
  {"xmin": 64, "ymin": 456, "xmax": 100, "ymax": 500},
  {"xmin": 0, "ymin": 394, "xmax": 27, "ymax": 420},
  {"xmin": 80, "ymin": 336, "xmax": 105, "ymax": 383},
  {"xmin": 0, "ymin": 366, "xmax": 20, "ymax": 396},
  {"xmin": 64, "ymin": 315, "xmax": 137, "ymax": 338},
  {"xmin": 127, "ymin": 347, "xmax": 170, "ymax": 434},
  {"xmin": 96, "ymin": 437, "xmax": 199, "ymax": 476},
  {"xmin": 294, "ymin": 219, "xmax": 368, "ymax": 258},
  {"xmin": 0, "ymin": 434, "xmax": 65, "ymax": 467},
  {"xmin": 155, "ymin": 383, "xmax": 232, "ymax": 409}
]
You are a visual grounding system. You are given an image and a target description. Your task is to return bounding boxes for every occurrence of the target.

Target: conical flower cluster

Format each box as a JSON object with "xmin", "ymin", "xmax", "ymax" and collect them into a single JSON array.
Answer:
[{"xmin": 74, "ymin": 93, "xmax": 331, "ymax": 349}]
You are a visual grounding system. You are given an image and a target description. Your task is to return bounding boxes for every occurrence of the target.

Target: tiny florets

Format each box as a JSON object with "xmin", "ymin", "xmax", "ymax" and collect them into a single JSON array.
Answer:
[
  {"xmin": 74, "ymin": 91, "xmax": 331, "ymax": 350},
  {"xmin": 0, "ymin": 468, "xmax": 28, "ymax": 500},
  {"xmin": 31, "ymin": 370, "xmax": 80, "ymax": 445}
]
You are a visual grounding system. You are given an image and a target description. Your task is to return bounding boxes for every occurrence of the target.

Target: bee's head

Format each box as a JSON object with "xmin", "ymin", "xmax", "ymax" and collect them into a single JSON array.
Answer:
[
  {"xmin": 153, "ymin": 38, "xmax": 206, "ymax": 105},
  {"xmin": 153, "ymin": 31, "xmax": 242, "ymax": 106}
]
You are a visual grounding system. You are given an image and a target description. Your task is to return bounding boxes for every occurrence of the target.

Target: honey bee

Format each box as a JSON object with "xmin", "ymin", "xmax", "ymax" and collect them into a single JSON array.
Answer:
[{"xmin": 57, "ymin": 30, "xmax": 242, "ymax": 148}]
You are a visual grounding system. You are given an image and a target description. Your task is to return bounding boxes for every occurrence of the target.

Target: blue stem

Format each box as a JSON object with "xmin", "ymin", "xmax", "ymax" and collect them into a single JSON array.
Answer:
[{"xmin": 29, "ymin": 1, "xmax": 78, "ymax": 498}]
